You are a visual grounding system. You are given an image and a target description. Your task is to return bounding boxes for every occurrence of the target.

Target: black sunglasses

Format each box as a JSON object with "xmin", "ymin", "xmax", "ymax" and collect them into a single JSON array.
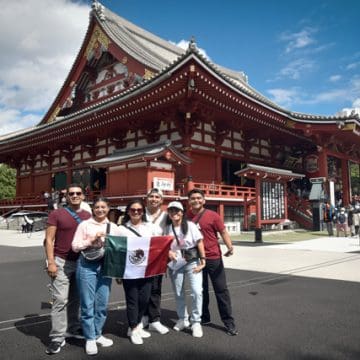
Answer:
[
  {"xmin": 129, "ymin": 208, "xmax": 143, "ymax": 214},
  {"xmin": 68, "ymin": 192, "xmax": 82, "ymax": 196}
]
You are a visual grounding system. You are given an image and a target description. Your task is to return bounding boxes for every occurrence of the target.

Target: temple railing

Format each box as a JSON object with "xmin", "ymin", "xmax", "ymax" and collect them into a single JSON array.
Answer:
[
  {"xmin": 0, "ymin": 182, "xmax": 256, "ymax": 212},
  {"xmin": 190, "ymin": 182, "xmax": 256, "ymax": 200}
]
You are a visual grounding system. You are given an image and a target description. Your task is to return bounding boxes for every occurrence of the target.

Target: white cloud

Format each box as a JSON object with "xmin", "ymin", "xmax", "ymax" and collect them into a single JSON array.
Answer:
[
  {"xmin": 0, "ymin": 107, "xmax": 40, "ymax": 135},
  {"xmin": 0, "ymin": 0, "xmax": 89, "ymax": 136},
  {"xmin": 267, "ymin": 73, "xmax": 360, "ymax": 116},
  {"xmin": 267, "ymin": 88, "xmax": 301, "ymax": 107},
  {"xmin": 279, "ymin": 28, "xmax": 317, "ymax": 54},
  {"xmin": 329, "ymin": 75, "xmax": 342, "ymax": 82},
  {"xmin": 346, "ymin": 62, "xmax": 360, "ymax": 70},
  {"xmin": 278, "ymin": 58, "xmax": 315, "ymax": 80},
  {"xmin": 336, "ymin": 107, "xmax": 360, "ymax": 117},
  {"xmin": 173, "ymin": 39, "xmax": 211, "ymax": 60},
  {"xmin": 353, "ymin": 99, "xmax": 360, "ymax": 108}
]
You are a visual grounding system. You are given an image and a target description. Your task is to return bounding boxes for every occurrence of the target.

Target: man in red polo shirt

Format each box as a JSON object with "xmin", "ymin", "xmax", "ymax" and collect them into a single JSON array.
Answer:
[
  {"xmin": 187, "ymin": 188, "xmax": 238, "ymax": 336},
  {"xmin": 44, "ymin": 184, "xmax": 91, "ymax": 355}
]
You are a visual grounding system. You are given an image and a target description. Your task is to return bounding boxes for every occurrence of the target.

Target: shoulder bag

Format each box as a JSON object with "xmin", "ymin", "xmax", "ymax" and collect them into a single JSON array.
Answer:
[
  {"xmin": 81, "ymin": 222, "xmax": 111, "ymax": 261},
  {"xmin": 172, "ymin": 223, "xmax": 199, "ymax": 262}
]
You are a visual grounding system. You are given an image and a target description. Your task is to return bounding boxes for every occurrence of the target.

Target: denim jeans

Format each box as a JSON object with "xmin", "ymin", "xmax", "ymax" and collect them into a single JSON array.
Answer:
[
  {"xmin": 76, "ymin": 256, "xmax": 112, "ymax": 340},
  {"xmin": 49, "ymin": 256, "xmax": 81, "ymax": 342},
  {"xmin": 169, "ymin": 259, "xmax": 203, "ymax": 323}
]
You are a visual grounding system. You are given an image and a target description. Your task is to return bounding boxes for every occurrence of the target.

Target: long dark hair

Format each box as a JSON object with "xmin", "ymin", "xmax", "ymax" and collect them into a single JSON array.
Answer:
[
  {"xmin": 165, "ymin": 211, "xmax": 189, "ymax": 236},
  {"xmin": 121, "ymin": 199, "xmax": 147, "ymax": 225}
]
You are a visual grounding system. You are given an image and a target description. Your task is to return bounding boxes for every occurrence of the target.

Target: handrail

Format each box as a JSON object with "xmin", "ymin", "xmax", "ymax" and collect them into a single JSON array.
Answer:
[{"xmin": 191, "ymin": 182, "xmax": 256, "ymax": 199}]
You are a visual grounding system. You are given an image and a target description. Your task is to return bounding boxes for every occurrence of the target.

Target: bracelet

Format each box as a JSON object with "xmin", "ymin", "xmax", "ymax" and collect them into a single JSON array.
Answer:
[{"xmin": 200, "ymin": 256, "xmax": 206, "ymax": 260}]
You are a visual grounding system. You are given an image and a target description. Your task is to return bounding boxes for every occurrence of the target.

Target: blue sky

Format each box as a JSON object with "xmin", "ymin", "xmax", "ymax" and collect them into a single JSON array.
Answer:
[{"xmin": 0, "ymin": 0, "xmax": 359, "ymax": 136}]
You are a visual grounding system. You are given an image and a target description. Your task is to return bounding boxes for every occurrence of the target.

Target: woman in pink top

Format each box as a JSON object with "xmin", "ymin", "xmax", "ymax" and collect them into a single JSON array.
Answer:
[{"xmin": 72, "ymin": 197, "xmax": 120, "ymax": 356}]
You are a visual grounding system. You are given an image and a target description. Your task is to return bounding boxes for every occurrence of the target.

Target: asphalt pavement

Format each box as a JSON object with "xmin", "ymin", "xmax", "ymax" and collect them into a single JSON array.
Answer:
[{"xmin": 0, "ymin": 229, "xmax": 359, "ymax": 359}]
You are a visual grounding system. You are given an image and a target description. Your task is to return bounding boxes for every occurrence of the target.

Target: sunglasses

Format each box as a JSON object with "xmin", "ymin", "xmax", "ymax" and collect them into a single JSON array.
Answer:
[
  {"xmin": 129, "ymin": 208, "xmax": 143, "ymax": 214},
  {"xmin": 168, "ymin": 208, "xmax": 182, "ymax": 213},
  {"xmin": 68, "ymin": 192, "xmax": 82, "ymax": 196}
]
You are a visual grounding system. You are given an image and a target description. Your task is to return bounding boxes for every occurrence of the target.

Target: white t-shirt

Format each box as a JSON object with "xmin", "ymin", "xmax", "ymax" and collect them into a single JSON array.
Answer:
[
  {"xmin": 145, "ymin": 208, "xmax": 167, "ymax": 235},
  {"xmin": 118, "ymin": 221, "xmax": 161, "ymax": 237},
  {"xmin": 167, "ymin": 221, "xmax": 202, "ymax": 251}
]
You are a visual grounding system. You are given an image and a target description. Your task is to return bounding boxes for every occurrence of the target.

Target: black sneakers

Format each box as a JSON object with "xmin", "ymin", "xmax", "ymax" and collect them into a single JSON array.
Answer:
[
  {"xmin": 45, "ymin": 340, "xmax": 65, "ymax": 354},
  {"xmin": 225, "ymin": 326, "xmax": 238, "ymax": 336}
]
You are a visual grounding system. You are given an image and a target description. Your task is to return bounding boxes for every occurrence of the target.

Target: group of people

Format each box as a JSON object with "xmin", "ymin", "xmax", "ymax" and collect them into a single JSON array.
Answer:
[
  {"xmin": 323, "ymin": 201, "xmax": 360, "ymax": 237},
  {"xmin": 44, "ymin": 184, "xmax": 238, "ymax": 356}
]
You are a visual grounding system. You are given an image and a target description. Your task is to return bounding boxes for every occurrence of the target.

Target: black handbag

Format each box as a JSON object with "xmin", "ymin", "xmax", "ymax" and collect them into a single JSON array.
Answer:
[
  {"xmin": 171, "ymin": 224, "xmax": 199, "ymax": 262},
  {"xmin": 183, "ymin": 247, "xmax": 199, "ymax": 262}
]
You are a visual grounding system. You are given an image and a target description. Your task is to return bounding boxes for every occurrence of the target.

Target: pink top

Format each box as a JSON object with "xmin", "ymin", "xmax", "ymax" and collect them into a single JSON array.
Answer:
[{"xmin": 72, "ymin": 217, "xmax": 120, "ymax": 252}]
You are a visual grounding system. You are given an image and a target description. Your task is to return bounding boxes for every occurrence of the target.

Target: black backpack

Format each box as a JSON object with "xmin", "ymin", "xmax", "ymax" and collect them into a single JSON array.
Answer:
[{"xmin": 338, "ymin": 213, "xmax": 346, "ymax": 224}]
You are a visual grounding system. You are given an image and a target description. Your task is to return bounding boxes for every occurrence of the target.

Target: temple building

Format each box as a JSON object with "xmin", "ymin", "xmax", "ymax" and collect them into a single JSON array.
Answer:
[{"xmin": 0, "ymin": 1, "xmax": 359, "ymax": 232}]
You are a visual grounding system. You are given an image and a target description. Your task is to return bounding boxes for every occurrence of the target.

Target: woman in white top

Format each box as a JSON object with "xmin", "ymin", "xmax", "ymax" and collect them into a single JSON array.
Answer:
[
  {"xmin": 117, "ymin": 199, "xmax": 160, "ymax": 345},
  {"xmin": 166, "ymin": 201, "xmax": 206, "ymax": 338}
]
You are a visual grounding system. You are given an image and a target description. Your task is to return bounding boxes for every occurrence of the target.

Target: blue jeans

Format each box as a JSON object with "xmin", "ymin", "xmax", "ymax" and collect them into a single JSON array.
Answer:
[
  {"xmin": 49, "ymin": 257, "xmax": 80, "ymax": 342},
  {"xmin": 76, "ymin": 256, "xmax": 112, "ymax": 340},
  {"xmin": 169, "ymin": 259, "xmax": 203, "ymax": 323}
]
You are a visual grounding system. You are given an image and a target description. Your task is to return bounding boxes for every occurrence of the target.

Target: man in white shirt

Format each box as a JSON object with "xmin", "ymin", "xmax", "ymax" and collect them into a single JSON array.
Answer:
[{"xmin": 142, "ymin": 188, "xmax": 169, "ymax": 334}]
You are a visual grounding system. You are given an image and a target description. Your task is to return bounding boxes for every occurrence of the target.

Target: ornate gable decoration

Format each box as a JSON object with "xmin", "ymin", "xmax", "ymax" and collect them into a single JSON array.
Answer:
[{"xmin": 85, "ymin": 25, "xmax": 110, "ymax": 61}]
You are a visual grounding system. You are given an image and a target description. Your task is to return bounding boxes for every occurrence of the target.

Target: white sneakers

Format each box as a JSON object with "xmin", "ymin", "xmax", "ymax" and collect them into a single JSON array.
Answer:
[
  {"xmin": 141, "ymin": 316, "xmax": 169, "ymax": 335},
  {"xmin": 85, "ymin": 340, "xmax": 98, "ymax": 356},
  {"xmin": 96, "ymin": 335, "xmax": 113, "ymax": 347},
  {"xmin": 191, "ymin": 323, "xmax": 203, "ymax": 338},
  {"xmin": 173, "ymin": 319, "xmax": 190, "ymax": 331},
  {"xmin": 149, "ymin": 321, "xmax": 170, "ymax": 334},
  {"xmin": 85, "ymin": 336, "xmax": 113, "ymax": 355},
  {"xmin": 128, "ymin": 325, "xmax": 152, "ymax": 345}
]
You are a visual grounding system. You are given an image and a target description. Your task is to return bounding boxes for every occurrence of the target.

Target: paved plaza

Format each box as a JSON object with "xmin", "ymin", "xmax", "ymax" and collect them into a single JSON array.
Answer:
[{"xmin": 0, "ymin": 229, "xmax": 359, "ymax": 359}]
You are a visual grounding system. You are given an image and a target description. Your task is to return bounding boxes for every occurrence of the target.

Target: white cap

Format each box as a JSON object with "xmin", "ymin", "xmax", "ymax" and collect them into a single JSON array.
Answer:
[
  {"xmin": 147, "ymin": 188, "xmax": 163, "ymax": 198},
  {"xmin": 167, "ymin": 201, "xmax": 184, "ymax": 211}
]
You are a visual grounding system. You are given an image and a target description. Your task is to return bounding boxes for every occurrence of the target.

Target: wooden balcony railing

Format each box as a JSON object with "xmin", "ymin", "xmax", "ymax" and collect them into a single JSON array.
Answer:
[
  {"xmin": 0, "ymin": 182, "xmax": 256, "ymax": 212},
  {"xmin": 191, "ymin": 182, "xmax": 256, "ymax": 200}
]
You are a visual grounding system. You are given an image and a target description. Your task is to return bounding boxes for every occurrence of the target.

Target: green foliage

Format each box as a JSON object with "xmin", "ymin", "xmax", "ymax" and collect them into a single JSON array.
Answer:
[
  {"xmin": 0, "ymin": 164, "xmax": 16, "ymax": 199},
  {"xmin": 349, "ymin": 162, "xmax": 360, "ymax": 195}
]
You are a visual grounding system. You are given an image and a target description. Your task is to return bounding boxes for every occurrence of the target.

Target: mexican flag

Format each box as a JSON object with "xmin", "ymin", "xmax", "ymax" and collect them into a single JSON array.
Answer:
[{"xmin": 103, "ymin": 235, "xmax": 173, "ymax": 279}]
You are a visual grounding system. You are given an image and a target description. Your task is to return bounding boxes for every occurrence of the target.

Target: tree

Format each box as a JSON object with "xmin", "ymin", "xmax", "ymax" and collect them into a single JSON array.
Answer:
[{"xmin": 0, "ymin": 164, "xmax": 16, "ymax": 199}]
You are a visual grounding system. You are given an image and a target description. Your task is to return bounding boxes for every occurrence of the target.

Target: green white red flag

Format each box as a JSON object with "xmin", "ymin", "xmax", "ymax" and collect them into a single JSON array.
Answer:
[{"xmin": 103, "ymin": 235, "xmax": 173, "ymax": 279}]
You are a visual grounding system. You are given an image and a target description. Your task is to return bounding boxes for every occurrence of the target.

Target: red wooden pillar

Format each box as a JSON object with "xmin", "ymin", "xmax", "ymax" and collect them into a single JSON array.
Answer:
[
  {"xmin": 243, "ymin": 195, "xmax": 248, "ymax": 231},
  {"xmin": 219, "ymin": 203, "xmax": 224, "ymax": 222}
]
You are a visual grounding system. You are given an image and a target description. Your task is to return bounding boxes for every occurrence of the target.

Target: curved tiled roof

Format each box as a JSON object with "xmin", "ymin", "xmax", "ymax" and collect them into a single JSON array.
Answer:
[
  {"xmin": 92, "ymin": 1, "xmax": 248, "ymax": 83},
  {"xmin": 91, "ymin": 2, "xmax": 359, "ymax": 124},
  {"xmin": 87, "ymin": 139, "xmax": 192, "ymax": 167}
]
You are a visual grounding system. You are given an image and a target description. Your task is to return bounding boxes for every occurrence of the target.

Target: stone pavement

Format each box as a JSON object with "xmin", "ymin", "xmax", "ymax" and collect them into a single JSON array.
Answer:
[
  {"xmin": 1, "ymin": 229, "xmax": 360, "ymax": 360},
  {"xmin": 222, "ymin": 234, "xmax": 360, "ymax": 283}
]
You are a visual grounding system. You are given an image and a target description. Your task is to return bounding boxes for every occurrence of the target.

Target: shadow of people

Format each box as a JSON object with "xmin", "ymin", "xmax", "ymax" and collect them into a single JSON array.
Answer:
[{"xmin": 14, "ymin": 313, "xmax": 51, "ymax": 346}]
